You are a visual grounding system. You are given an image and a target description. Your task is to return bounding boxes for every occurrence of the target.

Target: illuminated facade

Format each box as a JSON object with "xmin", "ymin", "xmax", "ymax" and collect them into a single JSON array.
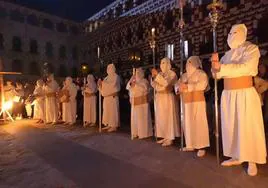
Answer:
[
  {"xmin": 84, "ymin": 0, "xmax": 268, "ymax": 74},
  {"xmin": 0, "ymin": 1, "xmax": 87, "ymax": 77}
]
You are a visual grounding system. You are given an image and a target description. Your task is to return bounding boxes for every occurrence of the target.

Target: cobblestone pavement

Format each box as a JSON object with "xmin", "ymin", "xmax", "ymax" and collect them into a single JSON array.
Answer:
[{"xmin": 0, "ymin": 120, "xmax": 268, "ymax": 188}]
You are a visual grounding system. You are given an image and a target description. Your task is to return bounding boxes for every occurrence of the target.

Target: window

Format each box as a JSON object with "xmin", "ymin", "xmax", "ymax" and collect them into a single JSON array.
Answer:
[
  {"xmin": 12, "ymin": 36, "xmax": 22, "ymax": 52},
  {"xmin": 136, "ymin": 23, "xmax": 144, "ymax": 41},
  {"xmin": 27, "ymin": 14, "xmax": 39, "ymax": 26},
  {"xmin": 199, "ymin": 32, "xmax": 213, "ymax": 55},
  {"xmin": 30, "ymin": 39, "xmax": 38, "ymax": 54},
  {"xmin": 164, "ymin": 10, "xmax": 174, "ymax": 30},
  {"xmin": 56, "ymin": 22, "xmax": 67, "ymax": 33},
  {"xmin": 46, "ymin": 42, "xmax": 53, "ymax": 57},
  {"xmin": 59, "ymin": 45, "xmax": 66, "ymax": 59},
  {"xmin": 165, "ymin": 44, "xmax": 174, "ymax": 61},
  {"xmin": 57, "ymin": 64, "xmax": 67, "ymax": 77},
  {"xmin": 72, "ymin": 46, "xmax": 78, "ymax": 60},
  {"xmin": 0, "ymin": 33, "xmax": 4, "ymax": 49},
  {"xmin": 43, "ymin": 19, "xmax": 54, "ymax": 30},
  {"xmin": 10, "ymin": 10, "xmax": 24, "ymax": 23},
  {"xmin": 12, "ymin": 59, "xmax": 23, "ymax": 72},
  {"xmin": 226, "ymin": 0, "xmax": 240, "ymax": 9},
  {"xmin": 29, "ymin": 61, "xmax": 40, "ymax": 75},
  {"xmin": 70, "ymin": 26, "xmax": 79, "ymax": 35},
  {"xmin": 257, "ymin": 13, "xmax": 268, "ymax": 43},
  {"xmin": 184, "ymin": 40, "xmax": 189, "ymax": 59},
  {"xmin": 126, "ymin": 28, "xmax": 132, "ymax": 44},
  {"xmin": 115, "ymin": 4, "xmax": 123, "ymax": 17},
  {"xmin": 0, "ymin": 7, "xmax": 7, "ymax": 18},
  {"xmin": 125, "ymin": 0, "xmax": 134, "ymax": 12}
]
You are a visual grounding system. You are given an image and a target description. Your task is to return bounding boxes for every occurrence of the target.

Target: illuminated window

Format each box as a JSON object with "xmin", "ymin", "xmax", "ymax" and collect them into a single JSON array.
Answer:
[
  {"xmin": 165, "ymin": 44, "xmax": 174, "ymax": 60},
  {"xmin": 184, "ymin": 40, "xmax": 189, "ymax": 59}
]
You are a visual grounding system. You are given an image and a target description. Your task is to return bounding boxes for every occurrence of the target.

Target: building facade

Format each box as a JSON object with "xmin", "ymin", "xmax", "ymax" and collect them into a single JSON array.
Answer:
[
  {"xmin": 84, "ymin": 0, "xmax": 268, "ymax": 75},
  {"xmin": 0, "ymin": 1, "xmax": 88, "ymax": 78}
]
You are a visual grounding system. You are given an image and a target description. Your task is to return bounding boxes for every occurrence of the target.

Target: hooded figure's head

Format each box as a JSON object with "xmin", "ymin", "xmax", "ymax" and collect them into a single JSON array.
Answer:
[
  {"xmin": 186, "ymin": 56, "xmax": 202, "ymax": 76},
  {"xmin": 227, "ymin": 24, "xmax": 247, "ymax": 49},
  {"xmin": 87, "ymin": 74, "xmax": 95, "ymax": 83},
  {"xmin": 107, "ymin": 64, "xmax": 116, "ymax": 75},
  {"xmin": 160, "ymin": 57, "xmax": 172, "ymax": 73},
  {"xmin": 6, "ymin": 81, "xmax": 12, "ymax": 86},
  {"xmin": 135, "ymin": 68, "xmax": 144, "ymax": 81},
  {"xmin": 65, "ymin": 77, "xmax": 73, "ymax": 86},
  {"xmin": 37, "ymin": 79, "xmax": 44, "ymax": 87}
]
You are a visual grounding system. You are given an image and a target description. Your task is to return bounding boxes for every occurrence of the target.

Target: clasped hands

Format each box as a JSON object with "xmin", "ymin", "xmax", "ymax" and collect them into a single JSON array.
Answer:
[
  {"xmin": 97, "ymin": 79, "xmax": 102, "ymax": 88},
  {"xmin": 177, "ymin": 81, "xmax": 188, "ymax": 93},
  {"xmin": 211, "ymin": 52, "xmax": 221, "ymax": 73}
]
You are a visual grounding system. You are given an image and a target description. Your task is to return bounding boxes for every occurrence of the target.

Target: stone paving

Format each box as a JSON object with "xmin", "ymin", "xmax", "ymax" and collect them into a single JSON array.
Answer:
[{"xmin": 1, "ymin": 120, "xmax": 268, "ymax": 188}]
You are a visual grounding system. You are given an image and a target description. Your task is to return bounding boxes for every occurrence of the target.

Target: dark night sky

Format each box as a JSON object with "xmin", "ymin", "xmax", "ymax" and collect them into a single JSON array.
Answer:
[{"xmin": 7, "ymin": 0, "xmax": 114, "ymax": 22}]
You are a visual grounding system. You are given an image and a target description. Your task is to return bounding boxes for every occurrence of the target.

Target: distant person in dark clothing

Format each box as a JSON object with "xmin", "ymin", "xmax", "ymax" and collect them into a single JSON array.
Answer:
[{"xmin": 74, "ymin": 77, "xmax": 83, "ymax": 123}]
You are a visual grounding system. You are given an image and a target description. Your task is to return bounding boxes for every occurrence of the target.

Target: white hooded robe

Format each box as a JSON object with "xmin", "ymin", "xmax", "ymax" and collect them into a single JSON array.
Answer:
[
  {"xmin": 178, "ymin": 56, "xmax": 210, "ymax": 149},
  {"xmin": 126, "ymin": 68, "xmax": 153, "ymax": 139},
  {"xmin": 44, "ymin": 76, "xmax": 59, "ymax": 123},
  {"xmin": 33, "ymin": 81, "xmax": 45, "ymax": 121},
  {"xmin": 62, "ymin": 77, "xmax": 77, "ymax": 124},
  {"xmin": 100, "ymin": 64, "xmax": 121, "ymax": 128},
  {"xmin": 151, "ymin": 58, "xmax": 180, "ymax": 140},
  {"xmin": 83, "ymin": 74, "xmax": 97, "ymax": 124},
  {"xmin": 216, "ymin": 24, "xmax": 267, "ymax": 164}
]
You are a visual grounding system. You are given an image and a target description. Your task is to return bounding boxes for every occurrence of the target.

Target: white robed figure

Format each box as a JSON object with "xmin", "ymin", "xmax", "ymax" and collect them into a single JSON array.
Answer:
[
  {"xmin": 211, "ymin": 24, "xmax": 267, "ymax": 176},
  {"xmin": 62, "ymin": 77, "xmax": 77, "ymax": 125},
  {"xmin": 176, "ymin": 56, "xmax": 210, "ymax": 157},
  {"xmin": 151, "ymin": 57, "xmax": 180, "ymax": 146},
  {"xmin": 83, "ymin": 74, "xmax": 97, "ymax": 127},
  {"xmin": 33, "ymin": 79, "xmax": 45, "ymax": 123},
  {"xmin": 98, "ymin": 64, "xmax": 121, "ymax": 132},
  {"xmin": 126, "ymin": 68, "xmax": 153, "ymax": 139},
  {"xmin": 44, "ymin": 74, "xmax": 59, "ymax": 124}
]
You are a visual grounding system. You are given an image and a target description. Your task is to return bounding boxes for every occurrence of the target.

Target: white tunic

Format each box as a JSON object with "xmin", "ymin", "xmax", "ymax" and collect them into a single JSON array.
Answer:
[
  {"xmin": 152, "ymin": 70, "xmax": 180, "ymax": 140},
  {"xmin": 83, "ymin": 81, "xmax": 97, "ymax": 124},
  {"xmin": 44, "ymin": 80, "xmax": 59, "ymax": 123},
  {"xmin": 180, "ymin": 70, "xmax": 210, "ymax": 149},
  {"xmin": 62, "ymin": 84, "xmax": 77, "ymax": 124},
  {"xmin": 33, "ymin": 86, "xmax": 45, "ymax": 121},
  {"xmin": 217, "ymin": 42, "xmax": 267, "ymax": 164},
  {"xmin": 127, "ymin": 78, "xmax": 153, "ymax": 139},
  {"xmin": 101, "ymin": 73, "xmax": 121, "ymax": 128}
]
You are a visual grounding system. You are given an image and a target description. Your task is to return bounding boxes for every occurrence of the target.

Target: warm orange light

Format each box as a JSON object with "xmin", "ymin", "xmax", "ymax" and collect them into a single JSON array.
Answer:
[{"xmin": 3, "ymin": 101, "xmax": 13, "ymax": 110}]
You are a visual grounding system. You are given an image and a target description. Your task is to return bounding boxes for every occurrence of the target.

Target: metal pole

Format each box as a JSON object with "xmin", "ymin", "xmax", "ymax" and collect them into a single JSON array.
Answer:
[
  {"xmin": 150, "ymin": 28, "xmax": 157, "ymax": 141},
  {"xmin": 131, "ymin": 67, "xmax": 136, "ymax": 140},
  {"xmin": 178, "ymin": 0, "xmax": 185, "ymax": 151},
  {"xmin": 207, "ymin": 0, "xmax": 223, "ymax": 165},
  {"xmin": 98, "ymin": 46, "xmax": 102, "ymax": 133}
]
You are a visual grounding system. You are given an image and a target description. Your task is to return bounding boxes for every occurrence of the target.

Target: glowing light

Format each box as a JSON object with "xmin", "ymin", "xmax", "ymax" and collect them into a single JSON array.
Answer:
[
  {"xmin": 3, "ymin": 101, "xmax": 13, "ymax": 110},
  {"xmin": 82, "ymin": 65, "xmax": 87, "ymax": 70},
  {"xmin": 151, "ymin": 28, "xmax": 155, "ymax": 37},
  {"xmin": 13, "ymin": 96, "xmax": 20, "ymax": 103}
]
